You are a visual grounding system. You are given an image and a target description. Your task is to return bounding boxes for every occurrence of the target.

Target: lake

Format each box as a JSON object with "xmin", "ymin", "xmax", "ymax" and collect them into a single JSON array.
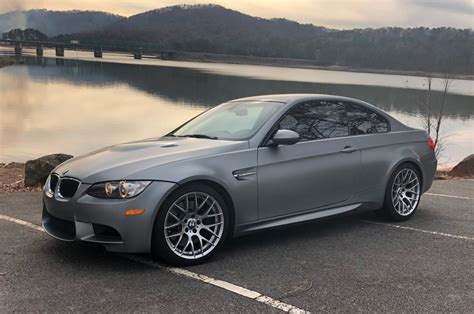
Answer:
[{"xmin": 1, "ymin": 48, "xmax": 473, "ymax": 168}]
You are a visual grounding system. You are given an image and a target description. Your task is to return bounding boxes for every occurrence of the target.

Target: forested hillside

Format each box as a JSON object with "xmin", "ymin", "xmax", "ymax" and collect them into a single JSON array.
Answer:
[
  {"xmin": 0, "ymin": 9, "xmax": 124, "ymax": 36},
  {"xmin": 1, "ymin": 5, "xmax": 472, "ymax": 74}
]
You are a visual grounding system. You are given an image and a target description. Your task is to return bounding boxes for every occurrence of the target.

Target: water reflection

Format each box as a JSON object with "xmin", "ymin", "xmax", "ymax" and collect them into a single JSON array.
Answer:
[
  {"xmin": 1, "ymin": 57, "xmax": 473, "ymax": 167},
  {"xmin": 21, "ymin": 57, "xmax": 474, "ymax": 118}
]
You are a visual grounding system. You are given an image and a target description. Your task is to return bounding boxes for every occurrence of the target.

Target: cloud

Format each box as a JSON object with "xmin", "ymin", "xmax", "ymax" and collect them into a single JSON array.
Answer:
[
  {"xmin": 407, "ymin": 0, "xmax": 474, "ymax": 16},
  {"xmin": 0, "ymin": 0, "xmax": 472, "ymax": 29}
]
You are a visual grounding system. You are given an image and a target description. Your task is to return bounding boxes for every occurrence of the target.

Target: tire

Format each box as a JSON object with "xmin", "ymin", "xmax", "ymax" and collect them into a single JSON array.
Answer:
[
  {"xmin": 151, "ymin": 183, "xmax": 229, "ymax": 266},
  {"xmin": 382, "ymin": 163, "xmax": 422, "ymax": 221}
]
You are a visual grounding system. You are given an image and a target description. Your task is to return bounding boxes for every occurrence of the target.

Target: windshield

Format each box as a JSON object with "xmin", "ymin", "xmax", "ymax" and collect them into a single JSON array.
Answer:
[{"xmin": 171, "ymin": 101, "xmax": 284, "ymax": 140}]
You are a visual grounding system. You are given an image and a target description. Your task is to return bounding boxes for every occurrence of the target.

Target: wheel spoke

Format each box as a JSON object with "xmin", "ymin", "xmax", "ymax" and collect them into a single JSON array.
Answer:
[
  {"xmin": 165, "ymin": 222, "xmax": 181, "ymax": 229},
  {"xmin": 201, "ymin": 226, "xmax": 221, "ymax": 239},
  {"xmin": 194, "ymin": 193, "xmax": 198, "ymax": 213},
  {"xmin": 202, "ymin": 200, "xmax": 216, "ymax": 217},
  {"xmin": 406, "ymin": 186, "xmax": 419, "ymax": 193},
  {"xmin": 180, "ymin": 240, "xmax": 190, "ymax": 257},
  {"xmin": 174, "ymin": 233, "xmax": 184, "ymax": 248},
  {"xmin": 166, "ymin": 232, "xmax": 181, "ymax": 239},
  {"xmin": 168, "ymin": 211, "xmax": 179, "ymax": 221},
  {"xmin": 174, "ymin": 203, "xmax": 186, "ymax": 214},
  {"xmin": 198, "ymin": 196, "xmax": 209, "ymax": 210},
  {"xmin": 190, "ymin": 237, "xmax": 196, "ymax": 258},
  {"xmin": 203, "ymin": 213, "xmax": 223, "ymax": 219},
  {"xmin": 201, "ymin": 236, "xmax": 216, "ymax": 247},
  {"xmin": 203, "ymin": 221, "xmax": 224, "ymax": 228},
  {"xmin": 197, "ymin": 234, "xmax": 204, "ymax": 254}
]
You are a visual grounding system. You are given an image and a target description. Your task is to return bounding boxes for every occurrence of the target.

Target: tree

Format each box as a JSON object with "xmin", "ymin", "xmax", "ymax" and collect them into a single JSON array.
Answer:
[{"xmin": 418, "ymin": 75, "xmax": 452, "ymax": 158}]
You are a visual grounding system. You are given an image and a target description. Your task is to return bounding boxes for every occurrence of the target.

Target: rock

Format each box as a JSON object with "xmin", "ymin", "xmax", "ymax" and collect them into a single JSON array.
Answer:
[
  {"xmin": 24, "ymin": 154, "xmax": 73, "ymax": 187},
  {"xmin": 449, "ymin": 154, "xmax": 474, "ymax": 178}
]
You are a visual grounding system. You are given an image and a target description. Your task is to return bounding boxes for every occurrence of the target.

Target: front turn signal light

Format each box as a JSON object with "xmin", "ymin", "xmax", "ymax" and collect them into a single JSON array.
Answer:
[{"xmin": 125, "ymin": 208, "xmax": 145, "ymax": 216}]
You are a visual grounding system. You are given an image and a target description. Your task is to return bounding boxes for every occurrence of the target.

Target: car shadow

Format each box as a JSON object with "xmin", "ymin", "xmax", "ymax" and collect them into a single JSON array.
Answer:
[{"xmin": 220, "ymin": 211, "xmax": 381, "ymax": 255}]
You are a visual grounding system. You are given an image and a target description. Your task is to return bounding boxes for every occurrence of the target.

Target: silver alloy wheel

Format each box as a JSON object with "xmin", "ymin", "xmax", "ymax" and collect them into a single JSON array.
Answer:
[
  {"xmin": 164, "ymin": 192, "xmax": 224, "ymax": 259},
  {"xmin": 391, "ymin": 168, "xmax": 420, "ymax": 216}
]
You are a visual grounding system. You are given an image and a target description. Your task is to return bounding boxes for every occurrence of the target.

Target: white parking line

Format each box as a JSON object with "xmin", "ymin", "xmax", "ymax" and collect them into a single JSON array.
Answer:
[
  {"xmin": 0, "ymin": 214, "xmax": 308, "ymax": 314},
  {"xmin": 363, "ymin": 220, "xmax": 474, "ymax": 241},
  {"xmin": 123, "ymin": 255, "xmax": 307, "ymax": 313},
  {"xmin": 0, "ymin": 214, "xmax": 45, "ymax": 232},
  {"xmin": 425, "ymin": 193, "xmax": 473, "ymax": 200}
]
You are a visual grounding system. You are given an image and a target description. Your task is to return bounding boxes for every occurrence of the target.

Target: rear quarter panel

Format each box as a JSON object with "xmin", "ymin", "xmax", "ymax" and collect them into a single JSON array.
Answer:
[{"xmin": 354, "ymin": 129, "xmax": 436, "ymax": 201}]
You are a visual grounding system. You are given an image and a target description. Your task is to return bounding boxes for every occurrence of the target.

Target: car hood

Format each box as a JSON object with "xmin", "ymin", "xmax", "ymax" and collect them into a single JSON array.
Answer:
[{"xmin": 53, "ymin": 137, "xmax": 249, "ymax": 183}]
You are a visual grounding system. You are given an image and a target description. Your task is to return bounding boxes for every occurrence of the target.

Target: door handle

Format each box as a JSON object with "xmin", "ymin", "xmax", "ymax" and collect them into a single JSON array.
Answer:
[{"xmin": 341, "ymin": 146, "xmax": 358, "ymax": 153}]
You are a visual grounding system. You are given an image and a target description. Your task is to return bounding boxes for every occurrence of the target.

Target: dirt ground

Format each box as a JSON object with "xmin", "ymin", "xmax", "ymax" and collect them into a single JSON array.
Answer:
[{"xmin": 0, "ymin": 163, "xmax": 42, "ymax": 192}]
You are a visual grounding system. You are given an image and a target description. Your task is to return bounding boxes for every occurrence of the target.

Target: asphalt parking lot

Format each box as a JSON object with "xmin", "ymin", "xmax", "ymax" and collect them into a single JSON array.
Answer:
[{"xmin": 1, "ymin": 179, "xmax": 473, "ymax": 312}]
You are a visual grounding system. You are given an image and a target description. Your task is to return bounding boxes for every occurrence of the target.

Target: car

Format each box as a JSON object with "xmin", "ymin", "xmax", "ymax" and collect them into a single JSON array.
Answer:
[{"xmin": 42, "ymin": 94, "xmax": 437, "ymax": 265}]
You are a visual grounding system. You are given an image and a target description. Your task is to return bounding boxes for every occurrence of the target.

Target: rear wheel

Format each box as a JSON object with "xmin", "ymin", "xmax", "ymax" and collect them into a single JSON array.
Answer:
[
  {"xmin": 382, "ymin": 164, "xmax": 421, "ymax": 221},
  {"xmin": 152, "ymin": 184, "xmax": 229, "ymax": 266}
]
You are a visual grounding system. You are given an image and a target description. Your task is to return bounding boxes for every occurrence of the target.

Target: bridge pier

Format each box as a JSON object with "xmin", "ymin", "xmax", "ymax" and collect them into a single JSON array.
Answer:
[
  {"xmin": 94, "ymin": 47, "xmax": 103, "ymax": 58},
  {"xmin": 55, "ymin": 46, "xmax": 64, "ymax": 57},
  {"xmin": 133, "ymin": 48, "xmax": 142, "ymax": 60},
  {"xmin": 14, "ymin": 43, "xmax": 22, "ymax": 55},
  {"xmin": 36, "ymin": 44, "xmax": 43, "ymax": 56}
]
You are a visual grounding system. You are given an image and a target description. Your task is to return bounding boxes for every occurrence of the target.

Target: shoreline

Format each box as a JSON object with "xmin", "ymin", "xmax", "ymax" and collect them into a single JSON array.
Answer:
[
  {"xmin": 0, "ymin": 56, "xmax": 15, "ymax": 68},
  {"xmin": 162, "ymin": 51, "xmax": 474, "ymax": 81},
  {"xmin": 2, "ymin": 45, "xmax": 473, "ymax": 81}
]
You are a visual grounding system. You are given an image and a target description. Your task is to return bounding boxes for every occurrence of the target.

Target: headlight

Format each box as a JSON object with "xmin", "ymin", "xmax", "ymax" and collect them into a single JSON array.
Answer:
[
  {"xmin": 87, "ymin": 180, "xmax": 151, "ymax": 199},
  {"xmin": 44, "ymin": 174, "xmax": 54, "ymax": 198}
]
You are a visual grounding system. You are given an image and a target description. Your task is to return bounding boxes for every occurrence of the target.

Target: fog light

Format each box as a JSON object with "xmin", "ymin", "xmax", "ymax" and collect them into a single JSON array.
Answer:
[{"xmin": 125, "ymin": 208, "xmax": 145, "ymax": 216}]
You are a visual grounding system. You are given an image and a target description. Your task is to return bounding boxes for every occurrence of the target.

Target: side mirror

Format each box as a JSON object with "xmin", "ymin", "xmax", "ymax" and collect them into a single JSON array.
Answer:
[{"xmin": 271, "ymin": 129, "xmax": 300, "ymax": 146}]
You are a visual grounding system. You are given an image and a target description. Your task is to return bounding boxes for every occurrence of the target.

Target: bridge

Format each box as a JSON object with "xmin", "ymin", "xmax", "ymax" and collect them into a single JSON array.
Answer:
[{"xmin": 0, "ymin": 39, "xmax": 146, "ymax": 59}]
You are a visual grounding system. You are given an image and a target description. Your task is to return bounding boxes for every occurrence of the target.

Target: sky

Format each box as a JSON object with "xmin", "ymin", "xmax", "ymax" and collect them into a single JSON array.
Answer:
[{"xmin": 0, "ymin": 0, "xmax": 473, "ymax": 29}]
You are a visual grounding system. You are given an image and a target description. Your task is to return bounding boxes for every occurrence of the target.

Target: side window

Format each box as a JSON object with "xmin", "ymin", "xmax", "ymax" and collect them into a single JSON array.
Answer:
[
  {"xmin": 346, "ymin": 103, "xmax": 389, "ymax": 135},
  {"xmin": 279, "ymin": 101, "xmax": 348, "ymax": 141}
]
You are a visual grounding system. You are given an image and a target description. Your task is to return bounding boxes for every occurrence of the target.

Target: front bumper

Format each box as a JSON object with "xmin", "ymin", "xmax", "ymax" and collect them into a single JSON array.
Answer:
[{"xmin": 42, "ymin": 180, "xmax": 177, "ymax": 253}]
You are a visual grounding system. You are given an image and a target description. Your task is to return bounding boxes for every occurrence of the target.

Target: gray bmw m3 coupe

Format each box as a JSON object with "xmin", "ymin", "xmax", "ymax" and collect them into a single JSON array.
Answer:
[{"xmin": 42, "ymin": 94, "xmax": 437, "ymax": 265}]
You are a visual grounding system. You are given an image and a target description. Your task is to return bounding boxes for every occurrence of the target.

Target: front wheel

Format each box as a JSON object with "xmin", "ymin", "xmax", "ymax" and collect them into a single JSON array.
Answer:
[
  {"xmin": 152, "ymin": 184, "xmax": 229, "ymax": 266},
  {"xmin": 382, "ymin": 164, "xmax": 422, "ymax": 221}
]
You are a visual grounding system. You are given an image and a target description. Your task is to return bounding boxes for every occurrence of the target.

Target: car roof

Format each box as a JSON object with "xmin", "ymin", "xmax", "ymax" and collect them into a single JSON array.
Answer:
[{"xmin": 229, "ymin": 94, "xmax": 362, "ymax": 104}]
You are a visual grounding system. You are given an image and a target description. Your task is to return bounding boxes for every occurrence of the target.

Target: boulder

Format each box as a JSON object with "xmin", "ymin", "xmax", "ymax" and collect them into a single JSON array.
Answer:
[
  {"xmin": 449, "ymin": 154, "xmax": 474, "ymax": 178},
  {"xmin": 25, "ymin": 154, "xmax": 73, "ymax": 187}
]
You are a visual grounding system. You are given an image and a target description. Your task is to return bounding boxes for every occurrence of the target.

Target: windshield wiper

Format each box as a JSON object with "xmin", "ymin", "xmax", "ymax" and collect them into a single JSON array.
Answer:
[{"xmin": 181, "ymin": 134, "xmax": 219, "ymax": 140}]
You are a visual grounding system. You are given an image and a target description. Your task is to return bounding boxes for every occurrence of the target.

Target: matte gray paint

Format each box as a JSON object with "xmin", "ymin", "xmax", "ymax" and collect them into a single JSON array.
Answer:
[{"xmin": 43, "ymin": 94, "xmax": 437, "ymax": 253}]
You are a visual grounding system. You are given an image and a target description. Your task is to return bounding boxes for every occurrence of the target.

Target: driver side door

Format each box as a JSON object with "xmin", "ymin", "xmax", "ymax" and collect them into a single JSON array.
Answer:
[{"xmin": 257, "ymin": 100, "xmax": 361, "ymax": 219}]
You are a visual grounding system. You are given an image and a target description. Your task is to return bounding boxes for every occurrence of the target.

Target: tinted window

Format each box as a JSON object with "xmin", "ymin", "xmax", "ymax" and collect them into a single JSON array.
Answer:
[
  {"xmin": 346, "ymin": 103, "xmax": 389, "ymax": 135},
  {"xmin": 279, "ymin": 101, "xmax": 348, "ymax": 141}
]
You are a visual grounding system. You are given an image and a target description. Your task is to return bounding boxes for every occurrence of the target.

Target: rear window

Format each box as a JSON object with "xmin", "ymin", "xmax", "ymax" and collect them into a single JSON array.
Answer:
[{"xmin": 346, "ymin": 103, "xmax": 389, "ymax": 135}]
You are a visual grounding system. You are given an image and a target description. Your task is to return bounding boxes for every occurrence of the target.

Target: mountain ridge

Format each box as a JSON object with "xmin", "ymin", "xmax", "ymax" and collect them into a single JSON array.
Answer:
[
  {"xmin": 0, "ymin": 9, "xmax": 124, "ymax": 36},
  {"xmin": 1, "ymin": 4, "xmax": 472, "ymax": 74}
]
